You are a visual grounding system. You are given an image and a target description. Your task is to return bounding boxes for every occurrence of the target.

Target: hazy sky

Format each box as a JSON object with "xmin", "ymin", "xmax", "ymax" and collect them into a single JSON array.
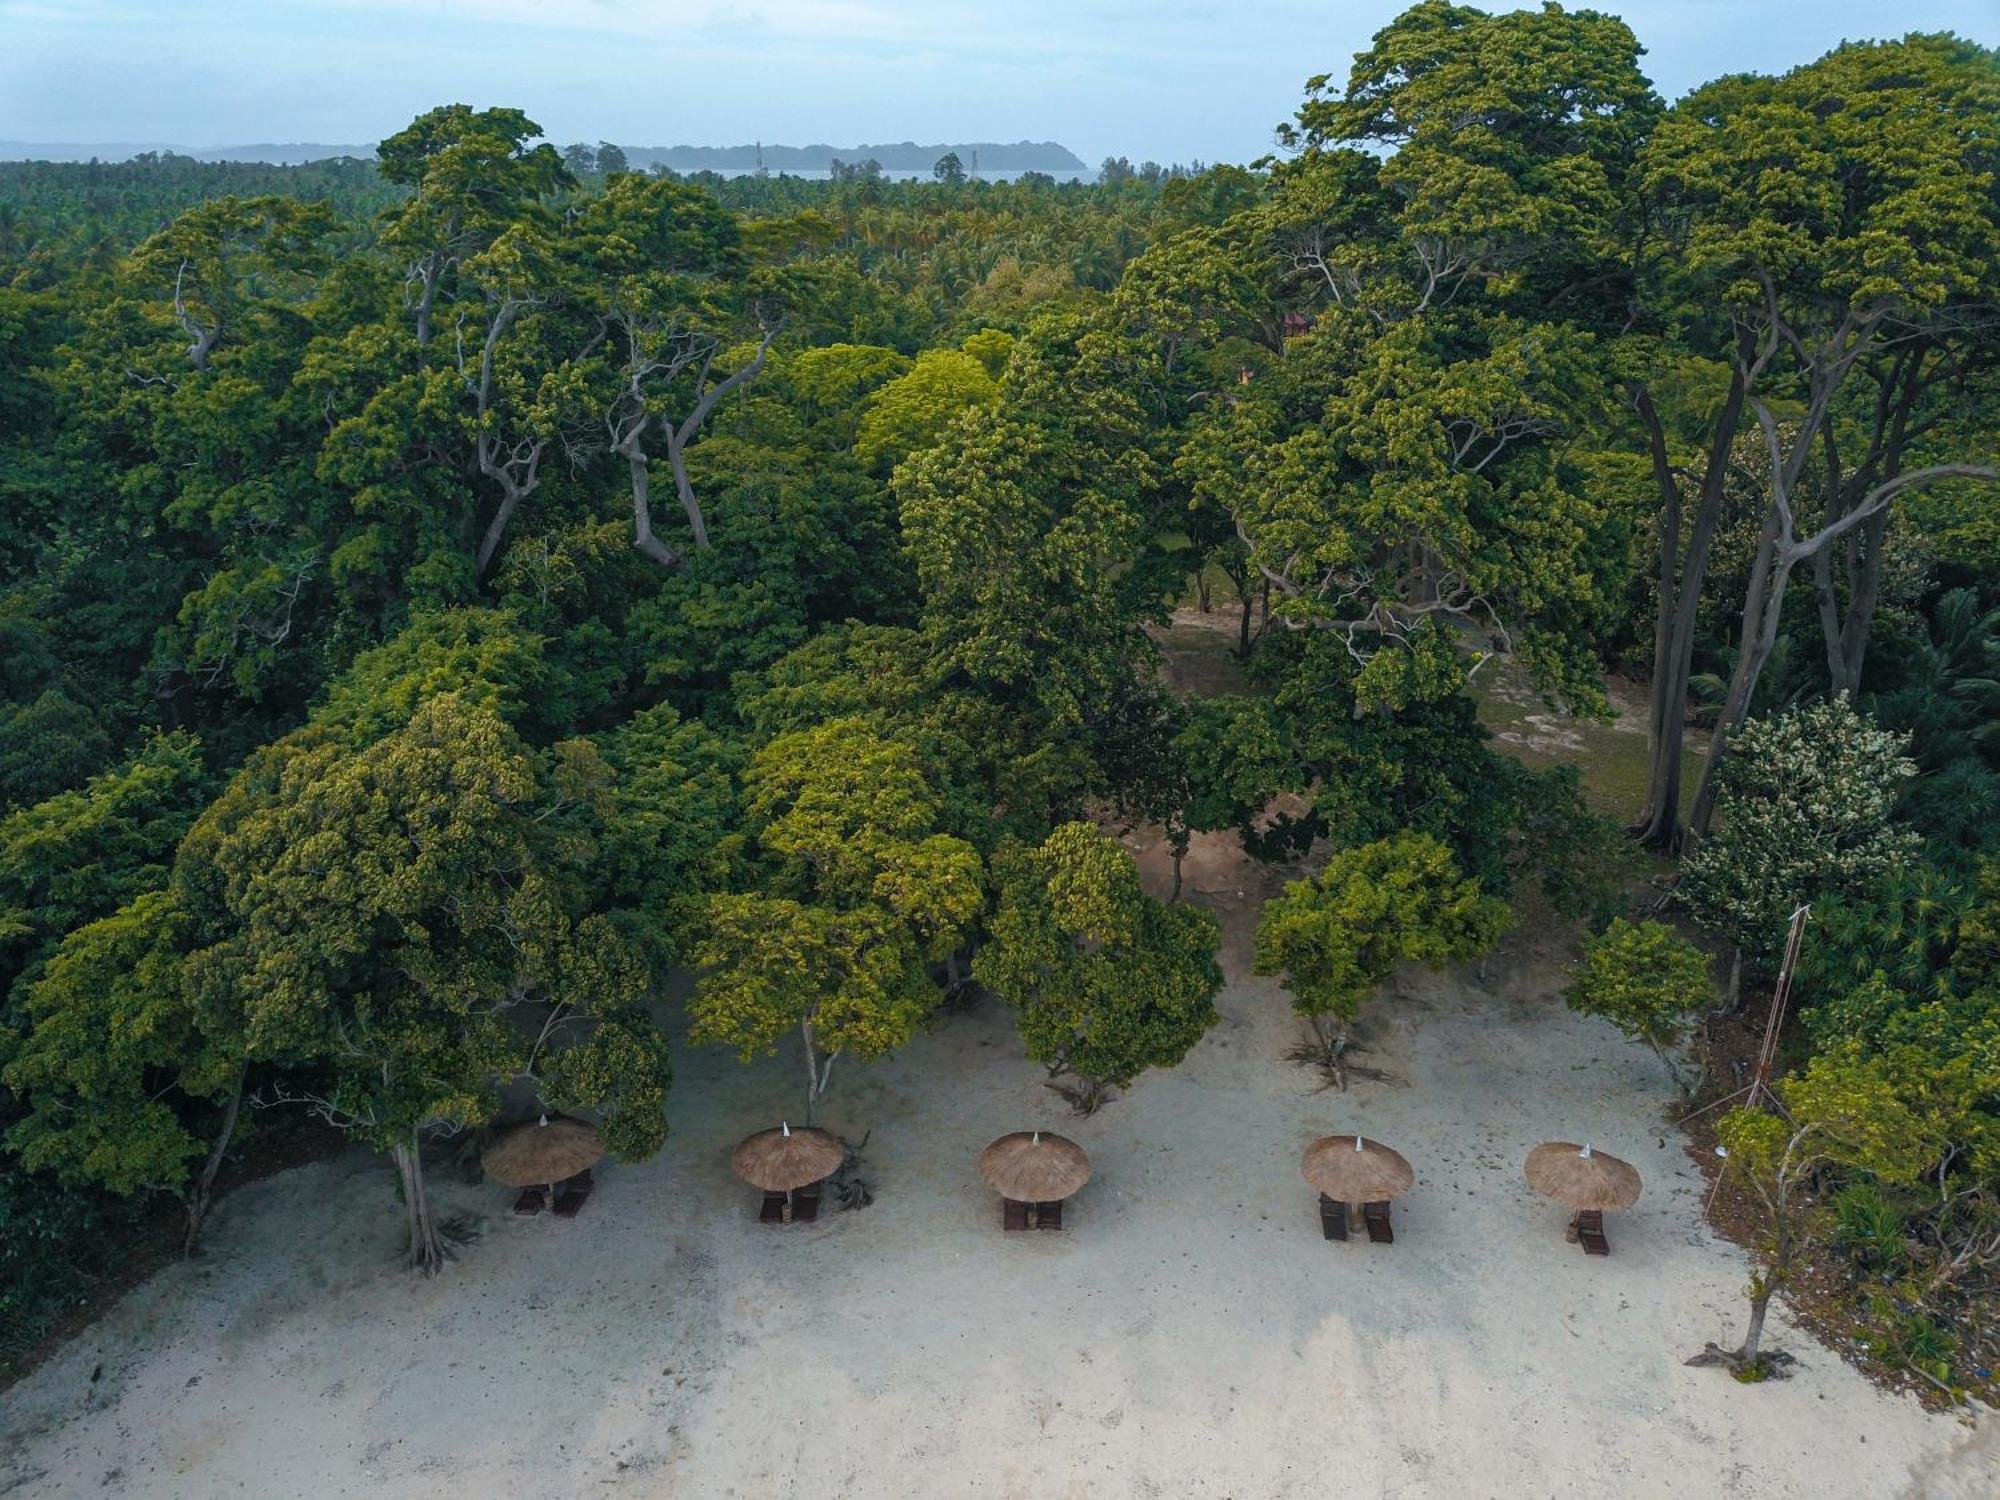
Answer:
[{"xmin": 2, "ymin": 0, "xmax": 1995, "ymax": 162}]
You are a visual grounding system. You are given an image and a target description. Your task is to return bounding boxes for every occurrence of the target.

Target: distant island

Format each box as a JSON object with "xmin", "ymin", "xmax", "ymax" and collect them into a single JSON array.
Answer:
[
  {"xmin": 625, "ymin": 141, "xmax": 1087, "ymax": 175},
  {"xmin": 0, "ymin": 141, "xmax": 377, "ymax": 164},
  {"xmin": 0, "ymin": 139, "xmax": 1089, "ymax": 176}
]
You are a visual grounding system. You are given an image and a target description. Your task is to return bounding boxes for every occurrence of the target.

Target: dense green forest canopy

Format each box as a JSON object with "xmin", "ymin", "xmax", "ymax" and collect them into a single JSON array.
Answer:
[{"xmin": 1, "ymin": 1, "xmax": 1995, "ymax": 1389}]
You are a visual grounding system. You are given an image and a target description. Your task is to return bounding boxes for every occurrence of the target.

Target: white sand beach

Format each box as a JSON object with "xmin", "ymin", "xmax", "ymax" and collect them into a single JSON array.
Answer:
[{"xmin": 1, "ymin": 830, "xmax": 1991, "ymax": 1499}]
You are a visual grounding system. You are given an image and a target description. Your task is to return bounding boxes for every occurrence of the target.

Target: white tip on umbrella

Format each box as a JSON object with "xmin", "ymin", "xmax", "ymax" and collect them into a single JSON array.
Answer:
[
  {"xmin": 781, "ymin": 1121, "xmax": 791, "ymax": 1137},
  {"xmin": 1032, "ymin": 1131, "xmax": 1040, "ymax": 1145},
  {"xmin": 1355, "ymin": 1136, "xmax": 1364, "ymax": 1152},
  {"xmin": 537, "ymin": 1114, "xmax": 549, "ymax": 1127},
  {"xmin": 1581, "ymin": 1143, "xmax": 1593, "ymax": 1158}
]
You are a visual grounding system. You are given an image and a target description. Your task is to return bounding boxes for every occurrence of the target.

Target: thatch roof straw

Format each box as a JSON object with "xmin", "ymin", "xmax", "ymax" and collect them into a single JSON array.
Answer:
[
  {"xmin": 978, "ymin": 1131, "xmax": 1091, "ymax": 1202},
  {"xmin": 1300, "ymin": 1134, "xmax": 1415, "ymax": 1201},
  {"xmin": 1524, "ymin": 1141, "xmax": 1642, "ymax": 1211},
  {"xmin": 483, "ymin": 1116, "xmax": 604, "ymax": 1188},
  {"xmin": 731, "ymin": 1124, "xmax": 844, "ymax": 1192}
]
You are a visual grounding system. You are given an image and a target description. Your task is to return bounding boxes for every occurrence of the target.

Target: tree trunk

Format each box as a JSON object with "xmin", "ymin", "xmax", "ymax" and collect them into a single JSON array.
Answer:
[
  {"xmin": 802, "ymin": 1022, "xmax": 818, "ymax": 1124},
  {"xmin": 1813, "ymin": 507, "xmax": 1888, "ymax": 696},
  {"xmin": 392, "ymin": 1135, "xmax": 448, "ymax": 1275},
  {"xmin": 1688, "ymin": 512, "xmax": 1795, "ymax": 838},
  {"xmin": 1631, "ymin": 365, "xmax": 1746, "ymax": 851},
  {"xmin": 801, "ymin": 1020, "xmax": 836, "ymax": 1124},
  {"xmin": 1738, "ymin": 1283, "xmax": 1772, "ymax": 1366},
  {"xmin": 652, "ymin": 322, "xmax": 778, "ymax": 556},
  {"xmin": 622, "ymin": 426, "xmax": 683, "ymax": 570},
  {"xmin": 183, "ymin": 1064, "xmax": 246, "ymax": 1254},
  {"xmin": 187, "ymin": 324, "xmax": 220, "ymax": 372},
  {"xmin": 1195, "ymin": 570, "xmax": 1211, "ymax": 613},
  {"xmin": 663, "ymin": 440, "xmax": 711, "ymax": 550},
  {"xmin": 1308, "ymin": 1013, "xmax": 1351, "ymax": 1090},
  {"xmin": 415, "ymin": 250, "xmax": 442, "ymax": 350},
  {"xmin": 474, "ymin": 479, "xmax": 526, "ymax": 577}
]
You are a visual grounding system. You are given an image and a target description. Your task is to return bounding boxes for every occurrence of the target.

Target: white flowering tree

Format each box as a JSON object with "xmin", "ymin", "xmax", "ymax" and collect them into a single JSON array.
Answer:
[{"xmin": 1679, "ymin": 696, "xmax": 1917, "ymax": 977}]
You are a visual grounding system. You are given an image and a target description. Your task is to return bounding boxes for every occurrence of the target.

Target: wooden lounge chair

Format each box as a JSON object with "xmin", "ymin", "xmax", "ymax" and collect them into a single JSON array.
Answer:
[
  {"xmin": 1319, "ymin": 1194, "xmax": 1349, "ymax": 1241},
  {"xmin": 759, "ymin": 1190, "xmax": 786, "ymax": 1224},
  {"xmin": 1576, "ymin": 1209, "xmax": 1609, "ymax": 1256},
  {"xmin": 792, "ymin": 1184, "xmax": 822, "ymax": 1223},
  {"xmin": 1362, "ymin": 1200, "xmax": 1394, "ymax": 1244},
  {"xmin": 1003, "ymin": 1198, "xmax": 1029, "ymax": 1231},
  {"xmin": 513, "ymin": 1186, "xmax": 546, "ymax": 1216},
  {"xmin": 552, "ymin": 1171, "xmax": 593, "ymax": 1218},
  {"xmin": 1035, "ymin": 1199, "xmax": 1063, "ymax": 1231}
]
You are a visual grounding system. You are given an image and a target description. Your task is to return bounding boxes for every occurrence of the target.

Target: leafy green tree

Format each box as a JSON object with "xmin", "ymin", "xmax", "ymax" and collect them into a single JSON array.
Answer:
[
  {"xmin": 578, "ymin": 172, "xmax": 776, "ymax": 573},
  {"xmin": 312, "ymin": 607, "xmax": 554, "ymax": 741},
  {"xmin": 0, "ymin": 732, "xmax": 209, "ymax": 1003},
  {"xmin": 896, "ymin": 315, "xmax": 1162, "ymax": 806},
  {"xmin": 2, "ymin": 890, "xmax": 246, "ymax": 1249},
  {"xmin": 0, "ymin": 690, "xmax": 109, "ymax": 812},
  {"xmin": 1634, "ymin": 35, "xmax": 2000, "ymax": 841},
  {"xmin": 1174, "ymin": 696, "xmax": 1303, "ymax": 849},
  {"xmin": 1796, "ymin": 863, "xmax": 1982, "ymax": 1023},
  {"xmin": 1158, "ymin": 164, "xmax": 1265, "ymax": 233},
  {"xmin": 932, "ymin": 152, "xmax": 967, "ymax": 186},
  {"xmin": 126, "ymin": 194, "xmax": 335, "ymax": 370},
  {"xmin": 1860, "ymin": 588, "xmax": 2000, "ymax": 864},
  {"xmin": 180, "ymin": 695, "xmax": 666, "ymax": 1272},
  {"xmin": 959, "ymin": 327, "xmax": 1016, "ymax": 379},
  {"xmin": 690, "ymin": 719, "xmax": 982, "ymax": 1118},
  {"xmin": 856, "ymin": 347, "xmax": 997, "ymax": 472},
  {"xmin": 1695, "ymin": 1047, "xmax": 1955, "ymax": 1378},
  {"xmin": 976, "ymin": 822, "xmax": 1222, "ymax": 1111},
  {"xmin": 783, "ymin": 342, "xmax": 909, "ymax": 438},
  {"xmin": 1254, "ymin": 831, "xmax": 1508, "ymax": 1085},
  {"xmin": 1243, "ymin": 631, "xmax": 1534, "ymax": 888},
  {"xmin": 375, "ymin": 105, "xmax": 571, "ymax": 349},
  {"xmin": 1679, "ymin": 696, "xmax": 1918, "ymax": 975},
  {"xmin": 1225, "ymin": 313, "xmax": 1623, "ymax": 713},
  {"xmin": 593, "ymin": 703, "xmax": 744, "ymax": 977},
  {"xmin": 1276, "ymin": 0, "xmax": 1657, "ymax": 315},
  {"xmin": 735, "ymin": 623, "xmax": 1054, "ymax": 859},
  {"xmin": 1565, "ymin": 918, "xmax": 1712, "ymax": 1097}
]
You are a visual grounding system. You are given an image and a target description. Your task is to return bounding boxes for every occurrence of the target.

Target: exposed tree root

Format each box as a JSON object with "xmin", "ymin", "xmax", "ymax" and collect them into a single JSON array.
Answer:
[
  {"xmin": 1043, "ymin": 1077, "xmax": 1113, "ymax": 1115},
  {"xmin": 1685, "ymin": 1342, "xmax": 1798, "ymax": 1381},
  {"xmin": 830, "ymin": 1130, "xmax": 875, "ymax": 1210}
]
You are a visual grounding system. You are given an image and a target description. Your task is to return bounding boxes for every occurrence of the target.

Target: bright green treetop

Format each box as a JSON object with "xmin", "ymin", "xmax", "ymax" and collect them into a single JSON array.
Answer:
[
  {"xmin": 690, "ymin": 719, "xmax": 983, "ymax": 1109},
  {"xmin": 2, "ymin": 891, "xmax": 228, "ymax": 1194},
  {"xmin": 976, "ymin": 822, "xmax": 1222, "ymax": 1106},
  {"xmin": 1566, "ymin": 918, "xmax": 1712, "ymax": 1094},
  {"xmin": 855, "ymin": 347, "xmax": 998, "ymax": 472},
  {"xmin": 1255, "ymin": 830, "xmax": 1509, "ymax": 1028},
  {"xmin": 182, "ymin": 693, "xmax": 666, "ymax": 1158}
]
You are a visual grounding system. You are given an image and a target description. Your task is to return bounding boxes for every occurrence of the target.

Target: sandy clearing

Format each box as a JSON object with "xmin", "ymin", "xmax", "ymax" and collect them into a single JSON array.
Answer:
[{"xmin": 1, "ymin": 831, "xmax": 1989, "ymax": 1499}]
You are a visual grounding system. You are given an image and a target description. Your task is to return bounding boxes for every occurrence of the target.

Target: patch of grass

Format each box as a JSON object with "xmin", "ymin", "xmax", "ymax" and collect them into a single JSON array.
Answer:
[{"xmin": 1469, "ymin": 663, "xmax": 1704, "ymax": 822}]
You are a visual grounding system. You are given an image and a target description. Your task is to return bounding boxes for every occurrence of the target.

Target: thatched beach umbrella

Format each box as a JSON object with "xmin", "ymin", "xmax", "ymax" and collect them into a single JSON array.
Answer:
[
  {"xmin": 978, "ymin": 1131, "xmax": 1092, "ymax": 1205},
  {"xmin": 1301, "ymin": 1134, "xmax": 1415, "ymax": 1202},
  {"xmin": 484, "ymin": 1115, "xmax": 604, "ymax": 1199},
  {"xmin": 1524, "ymin": 1141, "xmax": 1642, "ymax": 1210},
  {"xmin": 734, "ymin": 1123, "xmax": 844, "ymax": 1224},
  {"xmin": 733, "ymin": 1123, "xmax": 844, "ymax": 1193}
]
